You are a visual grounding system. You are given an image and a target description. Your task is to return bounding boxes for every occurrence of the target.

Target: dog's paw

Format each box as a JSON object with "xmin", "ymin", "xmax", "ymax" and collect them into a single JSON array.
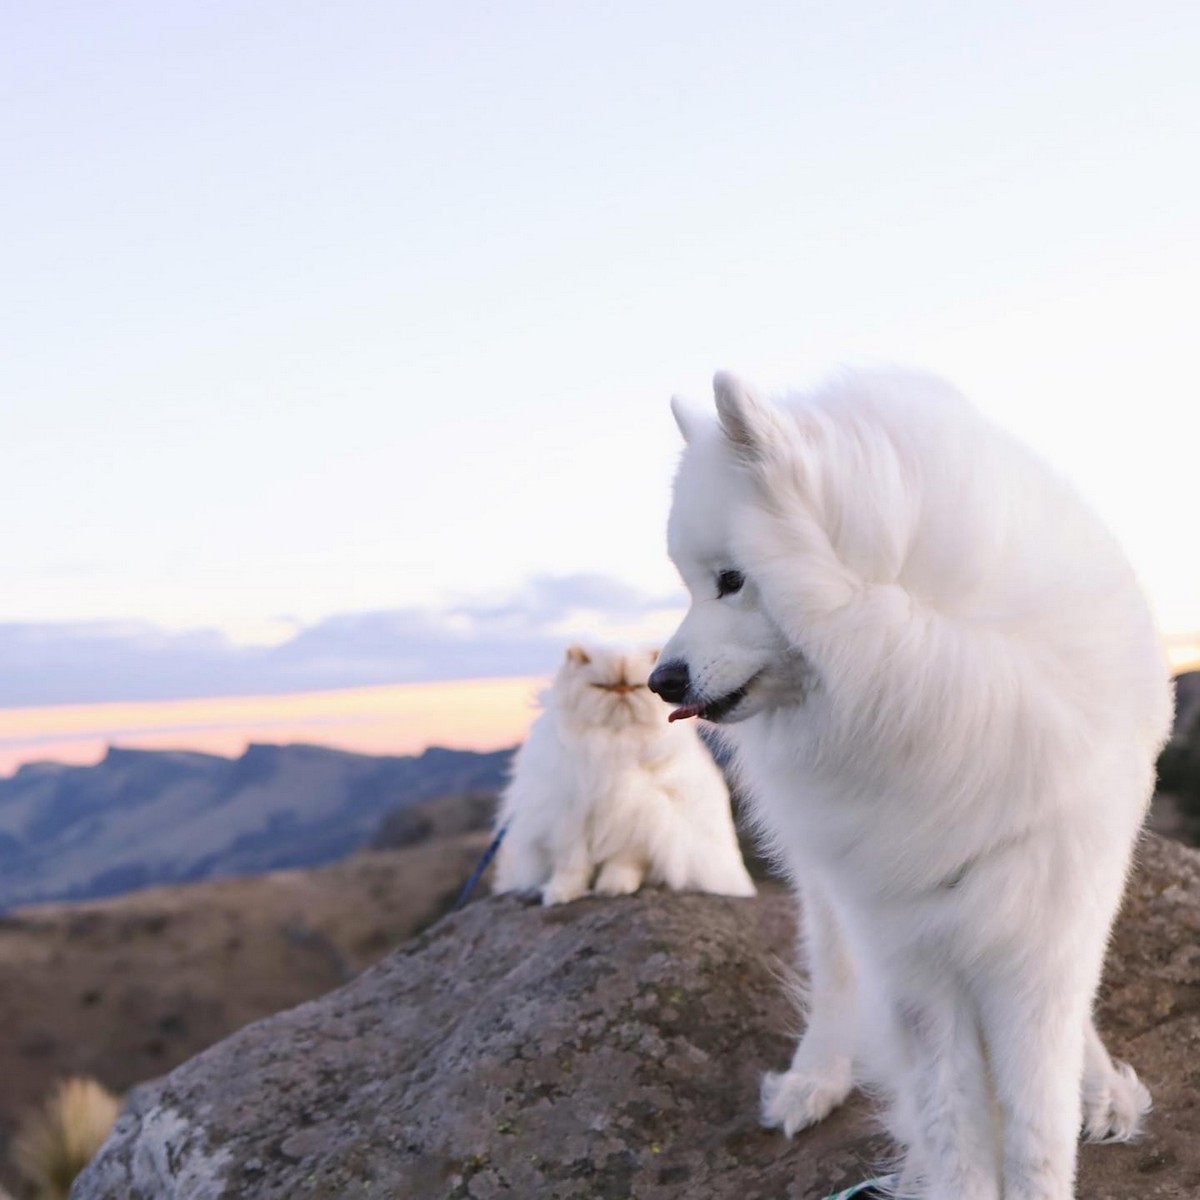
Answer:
[
  {"xmin": 1082, "ymin": 1058, "xmax": 1151, "ymax": 1143},
  {"xmin": 594, "ymin": 861, "xmax": 643, "ymax": 897},
  {"xmin": 760, "ymin": 1061, "xmax": 853, "ymax": 1137}
]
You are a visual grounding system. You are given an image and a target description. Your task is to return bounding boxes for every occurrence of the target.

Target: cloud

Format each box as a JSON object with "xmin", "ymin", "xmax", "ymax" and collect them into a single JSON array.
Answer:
[{"xmin": 0, "ymin": 575, "xmax": 685, "ymax": 707}]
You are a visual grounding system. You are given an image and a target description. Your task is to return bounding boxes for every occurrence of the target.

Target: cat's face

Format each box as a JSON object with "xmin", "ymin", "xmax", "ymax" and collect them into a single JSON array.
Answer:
[{"xmin": 553, "ymin": 643, "xmax": 664, "ymax": 730}]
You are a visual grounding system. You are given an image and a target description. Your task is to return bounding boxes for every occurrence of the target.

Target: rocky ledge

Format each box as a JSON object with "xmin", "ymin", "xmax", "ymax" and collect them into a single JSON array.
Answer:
[{"xmin": 72, "ymin": 836, "xmax": 1200, "ymax": 1199}]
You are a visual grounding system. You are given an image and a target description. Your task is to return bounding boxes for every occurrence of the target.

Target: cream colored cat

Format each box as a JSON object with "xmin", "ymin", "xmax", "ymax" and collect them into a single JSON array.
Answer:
[{"xmin": 494, "ymin": 643, "xmax": 755, "ymax": 905}]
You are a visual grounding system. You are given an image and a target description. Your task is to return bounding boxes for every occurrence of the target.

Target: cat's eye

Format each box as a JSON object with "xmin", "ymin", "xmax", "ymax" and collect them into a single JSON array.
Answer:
[{"xmin": 717, "ymin": 569, "xmax": 745, "ymax": 598}]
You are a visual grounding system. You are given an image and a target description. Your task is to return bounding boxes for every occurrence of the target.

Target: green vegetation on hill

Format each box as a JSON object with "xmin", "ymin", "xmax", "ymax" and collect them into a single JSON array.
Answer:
[
  {"xmin": 1158, "ymin": 727, "xmax": 1200, "ymax": 819},
  {"xmin": 1153, "ymin": 672, "xmax": 1200, "ymax": 843}
]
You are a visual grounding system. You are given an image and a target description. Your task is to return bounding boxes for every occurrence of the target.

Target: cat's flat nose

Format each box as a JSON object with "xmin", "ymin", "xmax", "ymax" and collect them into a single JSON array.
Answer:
[{"xmin": 648, "ymin": 659, "xmax": 690, "ymax": 704}]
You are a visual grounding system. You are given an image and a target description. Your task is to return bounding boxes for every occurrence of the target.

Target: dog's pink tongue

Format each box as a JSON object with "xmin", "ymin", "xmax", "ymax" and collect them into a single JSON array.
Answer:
[{"xmin": 668, "ymin": 704, "xmax": 702, "ymax": 722}]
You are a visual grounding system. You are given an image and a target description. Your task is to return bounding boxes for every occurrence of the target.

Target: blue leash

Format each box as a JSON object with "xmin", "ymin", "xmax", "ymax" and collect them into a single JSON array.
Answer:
[
  {"xmin": 452, "ymin": 823, "xmax": 509, "ymax": 912},
  {"xmin": 824, "ymin": 1177, "xmax": 897, "ymax": 1199}
]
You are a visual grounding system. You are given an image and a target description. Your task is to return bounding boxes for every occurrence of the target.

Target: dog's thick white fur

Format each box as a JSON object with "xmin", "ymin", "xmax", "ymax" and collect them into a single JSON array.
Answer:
[
  {"xmin": 493, "ymin": 643, "xmax": 756, "ymax": 905},
  {"xmin": 654, "ymin": 368, "xmax": 1172, "ymax": 1200}
]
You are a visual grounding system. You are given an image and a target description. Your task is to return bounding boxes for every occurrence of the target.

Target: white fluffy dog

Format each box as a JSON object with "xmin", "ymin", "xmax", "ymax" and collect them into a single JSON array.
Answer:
[
  {"xmin": 494, "ymin": 643, "xmax": 755, "ymax": 905},
  {"xmin": 649, "ymin": 368, "xmax": 1172, "ymax": 1200}
]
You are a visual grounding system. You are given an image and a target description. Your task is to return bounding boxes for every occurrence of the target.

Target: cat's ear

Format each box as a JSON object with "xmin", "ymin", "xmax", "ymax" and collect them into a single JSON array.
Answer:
[{"xmin": 566, "ymin": 644, "xmax": 591, "ymax": 666}]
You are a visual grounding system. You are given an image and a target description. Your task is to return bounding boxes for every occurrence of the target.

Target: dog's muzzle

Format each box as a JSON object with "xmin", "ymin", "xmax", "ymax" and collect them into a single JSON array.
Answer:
[{"xmin": 648, "ymin": 659, "xmax": 690, "ymax": 704}]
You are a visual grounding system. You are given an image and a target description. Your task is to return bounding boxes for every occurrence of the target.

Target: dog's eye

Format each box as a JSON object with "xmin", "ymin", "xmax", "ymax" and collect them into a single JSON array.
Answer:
[{"xmin": 716, "ymin": 569, "xmax": 745, "ymax": 598}]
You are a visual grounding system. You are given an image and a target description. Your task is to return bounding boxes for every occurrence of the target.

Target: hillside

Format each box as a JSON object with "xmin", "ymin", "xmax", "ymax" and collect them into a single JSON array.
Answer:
[
  {"xmin": 1149, "ymin": 671, "xmax": 1200, "ymax": 846},
  {"xmin": 0, "ymin": 832, "xmax": 489, "ymax": 1149},
  {"xmin": 0, "ymin": 742, "xmax": 512, "ymax": 910},
  {"xmin": 1174, "ymin": 669, "xmax": 1200, "ymax": 738}
]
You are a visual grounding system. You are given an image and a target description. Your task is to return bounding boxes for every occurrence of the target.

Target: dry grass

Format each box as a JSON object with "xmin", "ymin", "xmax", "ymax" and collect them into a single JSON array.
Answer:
[{"xmin": 11, "ymin": 1077, "xmax": 120, "ymax": 1200}]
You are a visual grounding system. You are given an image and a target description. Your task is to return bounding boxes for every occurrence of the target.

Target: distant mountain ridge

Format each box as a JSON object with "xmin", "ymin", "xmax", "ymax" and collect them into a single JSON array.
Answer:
[{"xmin": 0, "ymin": 742, "xmax": 513, "ymax": 911}]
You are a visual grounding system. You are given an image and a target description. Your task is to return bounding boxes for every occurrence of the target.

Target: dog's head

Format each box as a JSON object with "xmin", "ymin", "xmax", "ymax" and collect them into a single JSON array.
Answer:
[{"xmin": 649, "ymin": 373, "xmax": 813, "ymax": 725}]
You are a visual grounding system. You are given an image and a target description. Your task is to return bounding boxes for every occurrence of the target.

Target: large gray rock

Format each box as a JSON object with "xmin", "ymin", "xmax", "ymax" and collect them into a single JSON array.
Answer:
[{"xmin": 73, "ymin": 836, "xmax": 1200, "ymax": 1199}]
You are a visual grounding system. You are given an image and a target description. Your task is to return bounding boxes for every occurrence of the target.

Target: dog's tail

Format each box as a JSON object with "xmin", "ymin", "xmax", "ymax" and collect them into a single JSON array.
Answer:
[{"xmin": 11, "ymin": 1076, "xmax": 121, "ymax": 1200}]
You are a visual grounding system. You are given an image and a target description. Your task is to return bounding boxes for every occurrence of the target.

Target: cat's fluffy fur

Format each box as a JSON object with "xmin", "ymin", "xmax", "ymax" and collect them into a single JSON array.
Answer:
[{"xmin": 493, "ymin": 643, "xmax": 755, "ymax": 905}]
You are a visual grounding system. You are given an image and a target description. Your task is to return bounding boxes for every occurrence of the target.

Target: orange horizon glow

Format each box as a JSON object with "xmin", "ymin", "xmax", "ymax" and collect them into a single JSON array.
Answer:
[
  {"xmin": 1165, "ymin": 634, "xmax": 1200, "ymax": 678},
  {"xmin": 0, "ymin": 634, "xmax": 1197, "ymax": 778},
  {"xmin": 0, "ymin": 676, "xmax": 546, "ymax": 778}
]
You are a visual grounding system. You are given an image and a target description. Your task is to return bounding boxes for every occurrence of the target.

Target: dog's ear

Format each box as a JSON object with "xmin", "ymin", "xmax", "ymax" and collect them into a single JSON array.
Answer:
[
  {"xmin": 565, "ymin": 644, "xmax": 591, "ymax": 666},
  {"xmin": 713, "ymin": 372, "xmax": 786, "ymax": 462},
  {"xmin": 670, "ymin": 394, "xmax": 705, "ymax": 444}
]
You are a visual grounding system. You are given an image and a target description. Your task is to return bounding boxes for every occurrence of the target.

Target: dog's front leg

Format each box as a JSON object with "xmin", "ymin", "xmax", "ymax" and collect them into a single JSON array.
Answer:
[
  {"xmin": 887, "ymin": 982, "xmax": 1000, "ymax": 1200},
  {"xmin": 980, "ymin": 970, "xmax": 1089, "ymax": 1200},
  {"xmin": 761, "ymin": 884, "xmax": 857, "ymax": 1135}
]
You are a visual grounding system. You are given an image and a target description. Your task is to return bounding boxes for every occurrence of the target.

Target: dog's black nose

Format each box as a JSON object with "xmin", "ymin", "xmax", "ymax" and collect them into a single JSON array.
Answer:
[{"xmin": 648, "ymin": 659, "xmax": 690, "ymax": 704}]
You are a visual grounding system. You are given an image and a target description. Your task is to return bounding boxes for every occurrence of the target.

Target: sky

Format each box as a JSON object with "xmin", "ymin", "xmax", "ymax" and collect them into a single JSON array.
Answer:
[{"xmin": 2, "ymin": 2, "xmax": 1199, "ymax": 770}]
